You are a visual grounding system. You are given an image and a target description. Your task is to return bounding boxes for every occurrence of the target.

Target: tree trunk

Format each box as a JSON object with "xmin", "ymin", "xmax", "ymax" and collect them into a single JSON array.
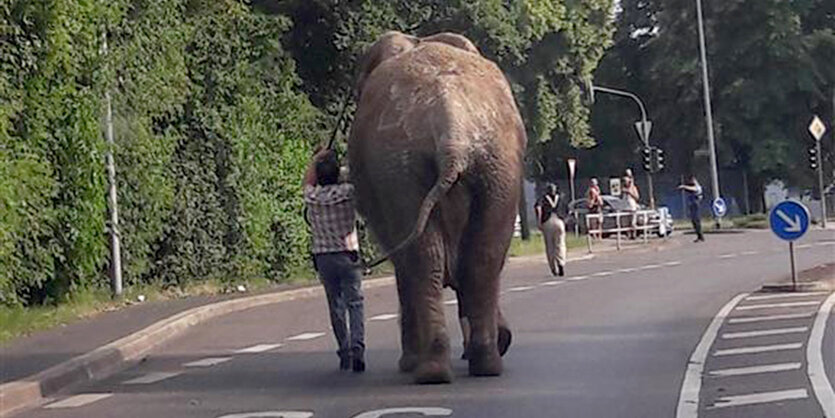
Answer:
[{"xmin": 518, "ymin": 180, "xmax": 531, "ymax": 240}]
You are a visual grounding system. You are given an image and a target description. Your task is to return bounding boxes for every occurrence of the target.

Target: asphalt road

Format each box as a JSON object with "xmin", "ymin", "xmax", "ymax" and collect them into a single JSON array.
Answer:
[{"xmin": 20, "ymin": 229, "xmax": 835, "ymax": 418}]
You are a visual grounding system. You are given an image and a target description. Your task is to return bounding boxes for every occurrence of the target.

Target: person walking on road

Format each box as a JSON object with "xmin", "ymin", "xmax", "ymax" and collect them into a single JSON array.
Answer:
[
  {"xmin": 623, "ymin": 170, "xmax": 640, "ymax": 240},
  {"xmin": 535, "ymin": 183, "xmax": 566, "ymax": 277},
  {"xmin": 303, "ymin": 148, "xmax": 366, "ymax": 372},
  {"xmin": 587, "ymin": 178, "xmax": 604, "ymax": 240},
  {"xmin": 678, "ymin": 175, "xmax": 705, "ymax": 242}
]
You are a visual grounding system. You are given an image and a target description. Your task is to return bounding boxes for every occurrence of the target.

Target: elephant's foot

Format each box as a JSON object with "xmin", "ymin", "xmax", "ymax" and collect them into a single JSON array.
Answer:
[
  {"xmin": 414, "ymin": 360, "xmax": 453, "ymax": 384},
  {"xmin": 398, "ymin": 353, "xmax": 419, "ymax": 373},
  {"xmin": 468, "ymin": 343, "xmax": 502, "ymax": 377},
  {"xmin": 497, "ymin": 325, "xmax": 512, "ymax": 357}
]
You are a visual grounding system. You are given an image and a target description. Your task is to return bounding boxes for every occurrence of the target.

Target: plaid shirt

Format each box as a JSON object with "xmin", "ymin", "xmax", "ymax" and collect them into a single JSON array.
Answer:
[{"xmin": 304, "ymin": 184, "xmax": 360, "ymax": 254}]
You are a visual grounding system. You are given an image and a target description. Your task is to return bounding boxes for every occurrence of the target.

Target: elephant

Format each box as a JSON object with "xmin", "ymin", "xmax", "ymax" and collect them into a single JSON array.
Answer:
[{"xmin": 348, "ymin": 31, "xmax": 526, "ymax": 384}]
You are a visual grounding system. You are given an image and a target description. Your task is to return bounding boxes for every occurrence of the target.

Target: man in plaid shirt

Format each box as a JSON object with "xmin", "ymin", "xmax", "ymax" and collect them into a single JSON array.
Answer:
[{"xmin": 303, "ymin": 148, "xmax": 365, "ymax": 373}]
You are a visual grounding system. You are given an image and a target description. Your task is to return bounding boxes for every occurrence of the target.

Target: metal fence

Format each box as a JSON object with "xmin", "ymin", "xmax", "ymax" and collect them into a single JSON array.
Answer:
[{"xmin": 584, "ymin": 209, "xmax": 667, "ymax": 252}]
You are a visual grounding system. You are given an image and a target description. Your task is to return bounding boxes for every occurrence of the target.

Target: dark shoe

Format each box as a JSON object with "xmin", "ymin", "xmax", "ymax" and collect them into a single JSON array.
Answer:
[
  {"xmin": 352, "ymin": 357, "xmax": 366, "ymax": 373},
  {"xmin": 558, "ymin": 265, "xmax": 565, "ymax": 277},
  {"xmin": 550, "ymin": 266, "xmax": 558, "ymax": 277},
  {"xmin": 339, "ymin": 356, "xmax": 351, "ymax": 371}
]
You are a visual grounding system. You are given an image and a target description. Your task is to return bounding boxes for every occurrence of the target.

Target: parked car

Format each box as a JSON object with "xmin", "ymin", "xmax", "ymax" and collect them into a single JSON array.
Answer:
[{"xmin": 565, "ymin": 195, "xmax": 673, "ymax": 238}]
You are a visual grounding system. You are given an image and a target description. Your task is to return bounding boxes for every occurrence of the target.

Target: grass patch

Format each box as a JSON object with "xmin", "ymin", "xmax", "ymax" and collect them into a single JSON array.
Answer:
[
  {"xmin": 507, "ymin": 232, "xmax": 586, "ymax": 257},
  {"xmin": 731, "ymin": 213, "xmax": 769, "ymax": 229}
]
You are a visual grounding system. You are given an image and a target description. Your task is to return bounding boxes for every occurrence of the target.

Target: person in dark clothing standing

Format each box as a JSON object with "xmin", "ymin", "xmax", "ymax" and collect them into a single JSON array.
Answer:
[
  {"xmin": 303, "ymin": 148, "xmax": 366, "ymax": 372},
  {"xmin": 678, "ymin": 175, "xmax": 705, "ymax": 242},
  {"xmin": 534, "ymin": 183, "xmax": 566, "ymax": 276}
]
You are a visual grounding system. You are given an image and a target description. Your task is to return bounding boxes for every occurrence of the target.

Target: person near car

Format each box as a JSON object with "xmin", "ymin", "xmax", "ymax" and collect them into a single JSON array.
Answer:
[
  {"xmin": 303, "ymin": 147, "xmax": 365, "ymax": 373},
  {"xmin": 587, "ymin": 178, "xmax": 604, "ymax": 239},
  {"xmin": 678, "ymin": 175, "xmax": 705, "ymax": 242},
  {"xmin": 535, "ymin": 183, "xmax": 566, "ymax": 277},
  {"xmin": 623, "ymin": 170, "xmax": 640, "ymax": 239}
]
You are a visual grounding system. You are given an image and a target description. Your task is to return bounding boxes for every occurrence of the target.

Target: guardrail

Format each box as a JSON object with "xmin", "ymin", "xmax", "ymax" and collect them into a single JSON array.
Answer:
[{"xmin": 584, "ymin": 210, "xmax": 658, "ymax": 252}]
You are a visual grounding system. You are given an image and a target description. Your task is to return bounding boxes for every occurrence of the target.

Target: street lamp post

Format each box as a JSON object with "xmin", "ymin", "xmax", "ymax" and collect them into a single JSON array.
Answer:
[
  {"xmin": 695, "ymin": 0, "xmax": 722, "ymax": 228},
  {"xmin": 591, "ymin": 85, "xmax": 656, "ymax": 210}
]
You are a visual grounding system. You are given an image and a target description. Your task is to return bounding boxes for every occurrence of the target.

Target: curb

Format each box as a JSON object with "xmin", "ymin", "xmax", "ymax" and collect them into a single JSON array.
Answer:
[
  {"xmin": 760, "ymin": 282, "xmax": 826, "ymax": 293},
  {"xmin": 0, "ymin": 276, "xmax": 395, "ymax": 417}
]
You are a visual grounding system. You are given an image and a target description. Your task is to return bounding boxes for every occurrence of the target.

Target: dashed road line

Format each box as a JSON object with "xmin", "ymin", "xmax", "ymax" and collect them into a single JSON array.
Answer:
[
  {"xmin": 44, "ymin": 394, "xmax": 113, "ymax": 409},
  {"xmin": 235, "ymin": 343, "xmax": 282, "ymax": 354},
  {"xmin": 675, "ymin": 293, "xmax": 748, "ymax": 418},
  {"xmin": 285, "ymin": 332, "xmax": 326, "ymax": 341},
  {"xmin": 369, "ymin": 313, "xmax": 398, "ymax": 321},
  {"xmin": 713, "ymin": 342, "xmax": 803, "ymax": 357},
  {"xmin": 507, "ymin": 286, "xmax": 535, "ymax": 292},
  {"xmin": 745, "ymin": 292, "xmax": 827, "ymax": 301},
  {"xmin": 663, "ymin": 261, "xmax": 682, "ymax": 267},
  {"xmin": 708, "ymin": 362, "xmax": 801, "ymax": 377},
  {"xmin": 735, "ymin": 301, "xmax": 821, "ymax": 311},
  {"xmin": 796, "ymin": 244, "xmax": 813, "ymax": 249},
  {"xmin": 642, "ymin": 264, "xmax": 662, "ymax": 270},
  {"xmin": 591, "ymin": 271, "xmax": 613, "ymax": 277},
  {"xmin": 183, "ymin": 357, "xmax": 232, "ymax": 367},
  {"xmin": 540, "ymin": 280, "xmax": 565, "ymax": 286},
  {"xmin": 617, "ymin": 268, "xmax": 638, "ymax": 273},
  {"xmin": 740, "ymin": 251, "xmax": 759, "ymax": 256},
  {"xmin": 123, "ymin": 371, "xmax": 181, "ymax": 385},
  {"xmin": 718, "ymin": 253, "xmax": 738, "ymax": 259},
  {"xmin": 567, "ymin": 275, "xmax": 589, "ymax": 281},
  {"xmin": 721, "ymin": 326, "xmax": 808, "ymax": 340},
  {"xmin": 806, "ymin": 292, "xmax": 835, "ymax": 417},
  {"xmin": 709, "ymin": 388, "xmax": 808, "ymax": 409},
  {"xmin": 728, "ymin": 312, "xmax": 816, "ymax": 324}
]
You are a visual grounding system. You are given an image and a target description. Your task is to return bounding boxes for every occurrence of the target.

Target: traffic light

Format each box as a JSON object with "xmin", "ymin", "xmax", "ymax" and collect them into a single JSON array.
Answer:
[
  {"xmin": 642, "ymin": 147, "xmax": 652, "ymax": 172},
  {"xmin": 653, "ymin": 147, "xmax": 665, "ymax": 172},
  {"xmin": 808, "ymin": 147, "xmax": 818, "ymax": 170}
]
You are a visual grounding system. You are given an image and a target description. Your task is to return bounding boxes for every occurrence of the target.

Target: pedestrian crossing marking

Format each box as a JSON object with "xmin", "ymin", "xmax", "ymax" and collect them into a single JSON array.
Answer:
[
  {"xmin": 714, "ymin": 342, "xmax": 802, "ymax": 356},
  {"xmin": 709, "ymin": 388, "xmax": 808, "ymax": 409},
  {"xmin": 708, "ymin": 362, "xmax": 801, "ymax": 377},
  {"xmin": 735, "ymin": 301, "xmax": 820, "ymax": 311},
  {"xmin": 44, "ymin": 394, "xmax": 112, "ymax": 409},
  {"xmin": 727, "ymin": 312, "xmax": 815, "ymax": 324},
  {"xmin": 721, "ymin": 326, "xmax": 808, "ymax": 339}
]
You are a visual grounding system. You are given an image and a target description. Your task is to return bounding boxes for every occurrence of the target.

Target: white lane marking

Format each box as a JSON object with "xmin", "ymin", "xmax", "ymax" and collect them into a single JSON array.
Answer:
[
  {"xmin": 718, "ymin": 253, "xmax": 738, "ymax": 259},
  {"xmin": 285, "ymin": 332, "xmax": 326, "ymax": 341},
  {"xmin": 352, "ymin": 407, "xmax": 453, "ymax": 418},
  {"xmin": 235, "ymin": 344, "xmax": 283, "ymax": 354},
  {"xmin": 708, "ymin": 362, "xmax": 801, "ymax": 377},
  {"xmin": 184, "ymin": 357, "xmax": 232, "ymax": 367},
  {"xmin": 642, "ymin": 264, "xmax": 662, "ymax": 270},
  {"xmin": 816, "ymin": 241, "xmax": 835, "ymax": 246},
  {"xmin": 217, "ymin": 412, "xmax": 314, "ymax": 418},
  {"xmin": 617, "ymin": 268, "xmax": 638, "ymax": 273},
  {"xmin": 443, "ymin": 299, "xmax": 458, "ymax": 305},
  {"xmin": 44, "ymin": 394, "xmax": 113, "ymax": 409},
  {"xmin": 568, "ymin": 254, "xmax": 595, "ymax": 262},
  {"xmin": 807, "ymin": 292, "xmax": 835, "ymax": 418},
  {"xmin": 740, "ymin": 251, "xmax": 759, "ymax": 256},
  {"xmin": 735, "ymin": 301, "xmax": 821, "ymax": 311},
  {"xmin": 796, "ymin": 243, "xmax": 813, "ymax": 249},
  {"xmin": 721, "ymin": 326, "xmax": 808, "ymax": 339},
  {"xmin": 675, "ymin": 293, "xmax": 748, "ymax": 418},
  {"xmin": 540, "ymin": 280, "xmax": 565, "ymax": 286},
  {"xmin": 728, "ymin": 312, "xmax": 816, "ymax": 324},
  {"xmin": 592, "ymin": 271, "xmax": 613, "ymax": 277},
  {"xmin": 714, "ymin": 342, "xmax": 803, "ymax": 356},
  {"xmin": 567, "ymin": 275, "xmax": 589, "ymax": 281},
  {"xmin": 746, "ymin": 292, "xmax": 827, "ymax": 301},
  {"xmin": 123, "ymin": 371, "xmax": 181, "ymax": 385},
  {"xmin": 709, "ymin": 388, "xmax": 808, "ymax": 409},
  {"xmin": 369, "ymin": 313, "xmax": 398, "ymax": 321},
  {"xmin": 507, "ymin": 286, "xmax": 535, "ymax": 292},
  {"xmin": 663, "ymin": 261, "xmax": 682, "ymax": 267}
]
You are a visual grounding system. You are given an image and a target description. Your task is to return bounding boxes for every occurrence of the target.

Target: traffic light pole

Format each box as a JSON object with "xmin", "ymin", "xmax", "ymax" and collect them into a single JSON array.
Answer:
[
  {"xmin": 816, "ymin": 137, "xmax": 827, "ymax": 228},
  {"xmin": 591, "ymin": 85, "xmax": 656, "ymax": 209}
]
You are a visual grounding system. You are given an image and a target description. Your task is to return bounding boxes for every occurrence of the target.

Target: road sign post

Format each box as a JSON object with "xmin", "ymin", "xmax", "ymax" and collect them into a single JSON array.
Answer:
[
  {"xmin": 808, "ymin": 115, "xmax": 827, "ymax": 229},
  {"xmin": 567, "ymin": 158, "xmax": 578, "ymax": 236},
  {"xmin": 769, "ymin": 200, "xmax": 811, "ymax": 290}
]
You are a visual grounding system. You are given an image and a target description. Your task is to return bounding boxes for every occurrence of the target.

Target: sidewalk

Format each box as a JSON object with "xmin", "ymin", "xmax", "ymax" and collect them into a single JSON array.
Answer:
[{"xmin": 0, "ymin": 235, "xmax": 668, "ymax": 416}]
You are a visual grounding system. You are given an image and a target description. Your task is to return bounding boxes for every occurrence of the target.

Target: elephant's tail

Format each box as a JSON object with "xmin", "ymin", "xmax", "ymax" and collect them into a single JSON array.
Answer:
[{"xmin": 365, "ymin": 164, "xmax": 460, "ymax": 269}]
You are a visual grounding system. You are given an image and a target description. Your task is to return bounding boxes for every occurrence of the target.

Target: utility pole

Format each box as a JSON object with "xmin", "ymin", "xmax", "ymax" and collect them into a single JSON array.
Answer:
[
  {"xmin": 695, "ymin": 0, "xmax": 722, "ymax": 228},
  {"xmin": 103, "ymin": 33, "xmax": 122, "ymax": 297}
]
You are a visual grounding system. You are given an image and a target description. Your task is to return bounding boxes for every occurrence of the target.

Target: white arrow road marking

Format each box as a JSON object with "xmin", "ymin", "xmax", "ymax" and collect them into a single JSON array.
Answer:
[
  {"xmin": 709, "ymin": 389, "xmax": 808, "ymax": 409},
  {"xmin": 44, "ymin": 394, "xmax": 113, "ymax": 409},
  {"xmin": 728, "ymin": 312, "xmax": 816, "ymax": 324},
  {"xmin": 675, "ymin": 293, "xmax": 748, "ymax": 418},
  {"xmin": 721, "ymin": 326, "xmax": 808, "ymax": 339},
  {"xmin": 369, "ymin": 313, "xmax": 398, "ymax": 321},
  {"xmin": 352, "ymin": 407, "xmax": 453, "ymax": 418},
  {"xmin": 806, "ymin": 292, "xmax": 835, "ymax": 418},
  {"xmin": 735, "ymin": 300, "xmax": 820, "ymax": 311},
  {"xmin": 123, "ymin": 371, "xmax": 181, "ymax": 385},
  {"xmin": 235, "ymin": 344, "xmax": 282, "ymax": 354},
  {"xmin": 714, "ymin": 342, "xmax": 803, "ymax": 356},
  {"xmin": 285, "ymin": 332, "xmax": 325, "ymax": 341},
  {"xmin": 776, "ymin": 210, "xmax": 802, "ymax": 232},
  {"xmin": 184, "ymin": 357, "xmax": 232, "ymax": 367},
  {"xmin": 708, "ymin": 362, "xmax": 801, "ymax": 377},
  {"xmin": 746, "ymin": 292, "xmax": 827, "ymax": 301}
]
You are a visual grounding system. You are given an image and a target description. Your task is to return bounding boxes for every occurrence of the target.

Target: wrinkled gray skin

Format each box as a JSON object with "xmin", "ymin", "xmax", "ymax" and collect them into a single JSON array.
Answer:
[{"xmin": 348, "ymin": 31, "xmax": 526, "ymax": 384}]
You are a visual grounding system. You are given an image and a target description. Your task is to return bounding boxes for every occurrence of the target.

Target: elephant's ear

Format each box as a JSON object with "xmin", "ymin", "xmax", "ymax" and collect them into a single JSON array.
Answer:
[
  {"xmin": 355, "ymin": 31, "xmax": 418, "ymax": 100},
  {"xmin": 420, "ymin": 33, "xmax": 481, "ymax": 56}
]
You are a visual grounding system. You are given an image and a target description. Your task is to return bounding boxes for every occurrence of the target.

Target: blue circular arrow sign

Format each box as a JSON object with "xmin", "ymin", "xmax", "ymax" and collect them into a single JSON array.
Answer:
[
  {"xmin": 769, "ymin": 200, "xmax": 810, "ymax": 241},
  {"xmin": 712, "ymin": 197, "xmax": 727, "ymax": 218}
]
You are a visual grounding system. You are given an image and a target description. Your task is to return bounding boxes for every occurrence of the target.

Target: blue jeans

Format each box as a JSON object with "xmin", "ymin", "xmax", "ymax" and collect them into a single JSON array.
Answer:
[{"xmin": 314, "ymin": 252, "xmax": 365, "ymax": 360}]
